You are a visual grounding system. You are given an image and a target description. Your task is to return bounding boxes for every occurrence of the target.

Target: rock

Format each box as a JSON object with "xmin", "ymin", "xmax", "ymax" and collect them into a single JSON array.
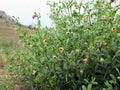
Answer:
[
  {"xmin": 0, "ymin": 10, "xmax": 16, "ymax": 24},
  {"xmin": 28, "ymin": 25, "xmax": 33, "ymax": 29}
]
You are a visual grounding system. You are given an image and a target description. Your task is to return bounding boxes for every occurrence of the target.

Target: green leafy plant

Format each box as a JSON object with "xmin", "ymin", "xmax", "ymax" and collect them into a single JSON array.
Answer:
[
  {"xmin": 82, "ymin": 77, "xmax": 97, "ymax": 90},
  {"xmin": 6, "ymin": 0, "xmax": 120, "ymax": 90}
]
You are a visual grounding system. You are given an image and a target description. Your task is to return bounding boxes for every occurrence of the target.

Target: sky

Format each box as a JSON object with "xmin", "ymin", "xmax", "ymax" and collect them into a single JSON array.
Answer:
[
  {"xmin": 0, "ymin": 0, "xmax": 119, "ymax": 27},
  {"xmin": 0, "ymin": 0, "xmax": 58, "ymax": 27}
]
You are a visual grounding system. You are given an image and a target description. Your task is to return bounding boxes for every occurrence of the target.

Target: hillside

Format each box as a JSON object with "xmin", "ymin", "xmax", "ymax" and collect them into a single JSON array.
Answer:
[
  {"xmin": 0, "ymin": 10, "xmax": 16, "ymax": 24},
  {"xmin": 0, "ymin": 23, "xmax": 18, "ymax": 41},
  {"xmin": 0, "ymin": 10, "xmax": 18, "ymax": 41},
  {"xmin": 0, "ymin": 10, "xmax": 26, "ymax": 89},
  {"xmin": 0, "ymin": 10, "xmax": 32, "ymax": 42}
]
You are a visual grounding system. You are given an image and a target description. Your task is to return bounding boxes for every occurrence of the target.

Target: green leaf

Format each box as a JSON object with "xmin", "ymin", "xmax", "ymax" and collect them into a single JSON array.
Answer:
[
  {"xmin": 116, "ymin": 68, "xmax": 120, "ymax": 75},
  {"xmin": 104, "ymin": 81, "xmax": 113, "ymax": 89},
  {"xmin": 87, "ymin": 84, "xmax": 92, "ymax": 90},
  {"xmin": 82, "ymin": 85, "xmax": 87, "ymax": 90},
  {"xmin": 110, "ymin": 74, "xmax": 116, "ymax": 84},
  {"xmin": 84, "ymin": 79, "xmax": 89, "ymax": 84}
]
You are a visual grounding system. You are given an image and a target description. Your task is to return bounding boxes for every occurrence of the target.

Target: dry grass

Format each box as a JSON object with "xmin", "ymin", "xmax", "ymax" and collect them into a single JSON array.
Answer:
[{"xmin": 0, "ymin": 23, "xmax": 19, "ymax": 41}]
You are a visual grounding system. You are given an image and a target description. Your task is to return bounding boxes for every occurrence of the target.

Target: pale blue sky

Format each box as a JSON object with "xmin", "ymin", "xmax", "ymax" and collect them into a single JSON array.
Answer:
[{"xmin": 0, "ymin": 0, "xmax": 59, "ymax": 27}]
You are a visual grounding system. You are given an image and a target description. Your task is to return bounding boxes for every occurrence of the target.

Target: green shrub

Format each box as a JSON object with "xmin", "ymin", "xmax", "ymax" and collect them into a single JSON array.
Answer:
[{"xmin": 7, "ymin": 0, "xmax": 120, "ymax": 90}]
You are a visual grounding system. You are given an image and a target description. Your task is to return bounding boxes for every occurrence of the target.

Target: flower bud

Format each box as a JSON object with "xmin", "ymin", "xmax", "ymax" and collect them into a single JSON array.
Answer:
[
  {"xmin": 100, "ymin": 58, "xmax": 104, "ymax": 62},
  {"xmin": 101, "ymin": 15, "xmax": 106, "ymax": 20},
  {"xmin": 80, "ymin": 2, "xmax": 82, "ymax": 6},
  {"xmin": 110, "ymin": 0, "xmax": 115, "ymax": 3},
  {"xmin": 111, "ymin": 27, "xmax": 116, "ymax": 32},
  {"xmin": 32, "ymin": 70, "xmax": 36, "ymax": 76},
  {"xmin": 117, "ymin": 76, "xmax": 120, "ymax": 80},
  {"xmin": 66, "ymin": 32, "xmax": 70, "ymax": 35},
  {"xmin": 29, "ymin": 44, "xmax": 32, "ymax": 48},
  {"xmin": 53, "ymin": 55, "xmax": 57, "ymax": 60},
  {"xmin": 32, "ymin": 26, "xmax": 37, "ymax": 30},
  {"xmin": 80, "ymin": 70, "xmax": 84, "ymax": 75},
  {"xmin": 75, "ymin": 49, "xmax": 80, "ymax": 54},
  {"xmin": 43, "ymin": 39, "xmax": 48, "ymax": 45},
  {"xmin": 103, "ymin": 42, "xmax": 107, "ymax": 46},
  {"xmin": 113, "ymin": 20, "xmax": 117, "ymax": 24},
  {"xmin": 59, "ymin": 47, "xmax": 64, "ymax": 54},
  {"xmin": 82, "ymin": 59, "xmax": 88, "ymax": 65}
]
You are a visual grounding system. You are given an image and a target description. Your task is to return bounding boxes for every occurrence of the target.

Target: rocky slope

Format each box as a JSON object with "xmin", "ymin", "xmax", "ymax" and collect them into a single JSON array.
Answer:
[{"xmin": 0, "ymin": 10, "xmax": 16, "ymax": 24}]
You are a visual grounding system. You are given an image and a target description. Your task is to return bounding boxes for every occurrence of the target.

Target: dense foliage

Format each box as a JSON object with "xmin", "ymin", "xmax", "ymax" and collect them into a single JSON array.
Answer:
[{"xmin": 6, "ymin": 0, "xmax": 120, "ymax": 90}]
